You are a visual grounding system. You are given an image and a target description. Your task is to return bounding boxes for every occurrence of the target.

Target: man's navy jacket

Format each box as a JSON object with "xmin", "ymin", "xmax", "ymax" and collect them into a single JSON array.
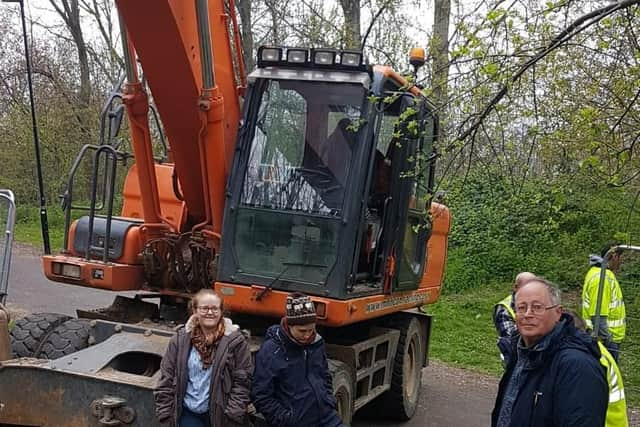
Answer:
[{"xmin": 492, "ymin": 315, "xmax": 608, "ymax": 427}]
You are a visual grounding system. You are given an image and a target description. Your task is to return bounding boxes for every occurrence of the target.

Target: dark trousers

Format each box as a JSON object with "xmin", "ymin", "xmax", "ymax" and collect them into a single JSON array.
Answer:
[
  {"xmin": 606, "ymin": 341, "xmax": 620, "ymax": 362},
  {"xmin": 180, "ymin": 406, "xmax": 211, "ymax": 427}
]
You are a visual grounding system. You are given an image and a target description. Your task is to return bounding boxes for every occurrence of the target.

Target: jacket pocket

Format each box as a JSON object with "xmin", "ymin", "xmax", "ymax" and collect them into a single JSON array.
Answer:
[{"xmin": 222, "ymin": 370, "xmax": 232, "ymax": 394}]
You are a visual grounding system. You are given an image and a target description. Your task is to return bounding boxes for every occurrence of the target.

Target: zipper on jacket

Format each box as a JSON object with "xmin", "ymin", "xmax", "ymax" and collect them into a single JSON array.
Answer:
[{"xmin": 529, "ymin": 391, "xmax": 542, "ymax": 426}]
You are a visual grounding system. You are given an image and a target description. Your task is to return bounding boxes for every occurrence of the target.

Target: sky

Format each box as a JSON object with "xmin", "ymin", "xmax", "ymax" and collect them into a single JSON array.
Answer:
[{"xmin": 5, "ymin": 0, "xmax": 444, "ymax": 53}]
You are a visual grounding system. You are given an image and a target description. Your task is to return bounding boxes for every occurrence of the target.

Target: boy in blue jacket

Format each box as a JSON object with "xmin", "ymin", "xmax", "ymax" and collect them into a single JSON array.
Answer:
[{"xmin": 252, "ymin": 292, "xmax": 344, "ymax": 427}]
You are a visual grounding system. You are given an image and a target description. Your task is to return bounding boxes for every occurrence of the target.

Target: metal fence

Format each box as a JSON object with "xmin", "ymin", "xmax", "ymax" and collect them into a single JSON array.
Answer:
[{"xmin": 0, "ymin": 190, "xmax": 16, "ymax": 305}]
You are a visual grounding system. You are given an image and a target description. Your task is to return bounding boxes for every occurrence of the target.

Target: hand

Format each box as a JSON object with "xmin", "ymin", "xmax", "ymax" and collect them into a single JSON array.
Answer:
[{"xmin": 0, "ymin": 304, "xmax": 9, "ymax": 322}]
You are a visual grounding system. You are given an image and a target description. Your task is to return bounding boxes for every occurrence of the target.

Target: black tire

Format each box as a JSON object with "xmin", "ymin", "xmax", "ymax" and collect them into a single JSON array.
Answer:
[
  {"xmin": 9, "ymin": 313, "xmax": 71, "ymax": 358},
  {"xmin": 331, "ymin": 361, "xmax": 354, "ymax": 426},
  {"xmin": 38, "ymin": 318, "xmax": 91, "ymax": 360},
  {"xmin": 381, "ymin": 315, "xmax": 424, "ymax": 420}
]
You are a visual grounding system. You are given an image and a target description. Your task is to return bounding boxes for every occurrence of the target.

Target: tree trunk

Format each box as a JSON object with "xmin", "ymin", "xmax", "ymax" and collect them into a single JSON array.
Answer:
[
  {"xmin": 236, "ymin": 0, "xmax": 255, "ymax": 72},
  {"xmin": 48, "ymin": 0, "xmax": 92, "ymax": 128},
  {"xmin": 339, "ymin": 0, "xmax": 361, "ymax": 49},
  {"xmin": 431, "ymin": 0, "xmax": 450, "ymax": 112}
]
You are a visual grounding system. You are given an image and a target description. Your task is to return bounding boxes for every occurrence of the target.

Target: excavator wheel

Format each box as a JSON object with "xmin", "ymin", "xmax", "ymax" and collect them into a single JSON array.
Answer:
[
  {"xmin": 9, "ymin": 312, "xmax": 71, "ymax": 358},
  {"xmin": 330, "ymin": 360, "xmax": 354, "ymax": 426},
  {"xmin": 38, "ymin": 318, "xmax": 91, "ymax": 360},
  {"xmin": 381, "ymin": 315, "xmax": 424, "ymax": 420}
]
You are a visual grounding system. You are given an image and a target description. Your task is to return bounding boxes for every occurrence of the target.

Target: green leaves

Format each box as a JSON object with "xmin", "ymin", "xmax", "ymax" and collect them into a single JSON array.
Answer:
[
  {"xmin": 486, "ymin": 8, "xmax": 506, "ymax": 23},
  {"xmin": 443, "ymin": 170, "xmax": 640, "ymax": 294},
  {"xmin": 480, "ymin": 62, "xmax": 499, "ymax": 77}
]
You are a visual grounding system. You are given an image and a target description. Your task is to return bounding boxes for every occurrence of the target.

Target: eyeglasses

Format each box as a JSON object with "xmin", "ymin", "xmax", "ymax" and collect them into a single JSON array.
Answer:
[
  {"xmin": 515, "ymin": 303, "xmax": 559, "ymax": 315},
  {"xmin": 197, "ymin": 306, "xmax": 221, "ymax": 314}
]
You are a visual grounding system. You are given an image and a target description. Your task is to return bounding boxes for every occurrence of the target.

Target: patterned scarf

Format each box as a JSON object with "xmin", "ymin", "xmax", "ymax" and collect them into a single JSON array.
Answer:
[{"xmin": 190, "ymin": 320, "xmax": 225, "ymax": 368}]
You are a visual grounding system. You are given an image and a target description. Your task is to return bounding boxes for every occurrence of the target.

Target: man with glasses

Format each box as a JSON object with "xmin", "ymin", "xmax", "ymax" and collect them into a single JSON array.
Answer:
[{"xmin": 492, "ymin": 278, "xmax": 608, "ymax": 427}]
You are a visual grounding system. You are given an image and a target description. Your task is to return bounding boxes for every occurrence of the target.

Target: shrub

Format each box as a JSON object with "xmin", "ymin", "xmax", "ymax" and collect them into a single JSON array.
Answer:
[{"xmin": 441, "ymin": 169, "xmax": 640, "ymax": 293}]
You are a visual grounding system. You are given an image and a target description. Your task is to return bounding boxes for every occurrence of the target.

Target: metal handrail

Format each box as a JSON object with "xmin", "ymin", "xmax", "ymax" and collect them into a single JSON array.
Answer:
[
  {"xmin": 60, "ymin": 144, "xmax": 126, "ymax": 260},
  {"xmin": 0, "ymin": 190, "xmax": 16, "ymax": 305},
  {"xmin": 86, "ymin": 145, "xmax": 121, "ymax": 262}
]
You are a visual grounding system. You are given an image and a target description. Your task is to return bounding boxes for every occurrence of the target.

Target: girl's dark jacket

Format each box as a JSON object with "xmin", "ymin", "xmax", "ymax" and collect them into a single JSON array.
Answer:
[
  {"xmin": 154, "ymin": 317, "xmax": 253, "ymax": 427},
  {"xmin": 251, "ymin": 324, "xmax": 343, "ymax": 427},
  {"xmin": 492, "ymin": 314, "xmax": 608, "ymax": 427}
]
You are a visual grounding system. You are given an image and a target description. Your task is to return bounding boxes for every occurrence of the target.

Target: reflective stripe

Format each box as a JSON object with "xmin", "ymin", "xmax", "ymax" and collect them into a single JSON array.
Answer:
[
  {"xmin": 609, "ymin": 299, "xmax": 624, "ymax": 309},
  {"xmin": 608, "ymin": 365, "xmax": 620, "ymax": 395},
  {"xmin": 608, "ymin": 318, "xmax": 625, "ymax": 328},
  {"xmin": 586, "ymin": 270, "xmax": 602, "ymax": 285},
  {"xmin": 610, "ymin": 389, "xmax": 625, "ymax": 403}
]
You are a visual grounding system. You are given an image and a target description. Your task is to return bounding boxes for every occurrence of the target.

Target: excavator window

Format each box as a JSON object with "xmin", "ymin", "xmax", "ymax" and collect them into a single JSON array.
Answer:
[
  {"xmin": 228, "ymin": 78, "xmax": 367, "ymax": 288},
  {"xmin": 241, "ymin": 79, "xmax": 364, "ymax": 215}
]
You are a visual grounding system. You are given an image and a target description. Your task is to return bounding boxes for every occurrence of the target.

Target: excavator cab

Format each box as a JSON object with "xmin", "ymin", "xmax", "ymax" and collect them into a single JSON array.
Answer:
[{"xmin": 219, "ymin": 47, "xmax": 439, "ymax": 301}]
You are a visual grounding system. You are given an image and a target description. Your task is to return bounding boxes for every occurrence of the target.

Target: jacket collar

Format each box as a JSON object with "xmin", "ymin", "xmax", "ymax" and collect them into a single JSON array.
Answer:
[
  {"xmin": 266, "ymin": 323, "xmax": 323, "ymax": 350},
  {"xmin": 516, "ymin": 313, "xmax": 600, "ymax": 370}
]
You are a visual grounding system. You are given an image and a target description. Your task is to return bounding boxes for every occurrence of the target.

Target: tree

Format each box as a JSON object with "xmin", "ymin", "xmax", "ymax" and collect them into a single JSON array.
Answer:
[
  {"xmin": 78, "ymin": 0, "xmax": 123, "ymax": 87},
  {"xmin": 339, "ymin": 0, "xmax": 360, "ymax": 49},
  {"xmin": 430, "ymin": 0, "xmax": 451, "ymax": 112},
  {"xmin": 47, "ymin": 0, "xmax": 91, "ymax": 113},
  {"xmin": 236, "ymin": 0, "xmax": 255, "ymax": 72}
]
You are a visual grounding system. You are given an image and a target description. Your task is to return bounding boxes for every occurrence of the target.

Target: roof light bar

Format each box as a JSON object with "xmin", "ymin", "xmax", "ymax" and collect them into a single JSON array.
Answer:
[{"xmin": 256, "ymin": 45, "xmax": 366, "ymax": 70}]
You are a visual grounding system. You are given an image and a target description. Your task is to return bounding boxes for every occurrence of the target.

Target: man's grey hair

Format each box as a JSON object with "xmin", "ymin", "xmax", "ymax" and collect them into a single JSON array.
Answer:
[
  {"xmin": 518, "ymin": 276, "xmax": 562, "ymax": 305},
  {"xmin": 514, "ymin": 271, "xmax": 536, "ymax": 290}
]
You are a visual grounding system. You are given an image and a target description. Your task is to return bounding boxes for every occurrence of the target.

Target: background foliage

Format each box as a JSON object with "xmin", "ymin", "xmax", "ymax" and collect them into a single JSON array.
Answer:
[{"xmin": 443, "ymin": 169, "xmax": 640, "ymax": 293}]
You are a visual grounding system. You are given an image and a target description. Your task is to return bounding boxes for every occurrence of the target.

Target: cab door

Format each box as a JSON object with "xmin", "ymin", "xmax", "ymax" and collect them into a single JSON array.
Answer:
[{"xmin": 386, "ymin": 97, "xmax": 435, "ymax": 292}]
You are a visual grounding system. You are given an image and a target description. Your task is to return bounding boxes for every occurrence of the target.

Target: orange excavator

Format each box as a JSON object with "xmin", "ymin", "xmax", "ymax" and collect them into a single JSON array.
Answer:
[{"xmin": 0, "ymin": 0, "xmax": 450, "ymax": 425}]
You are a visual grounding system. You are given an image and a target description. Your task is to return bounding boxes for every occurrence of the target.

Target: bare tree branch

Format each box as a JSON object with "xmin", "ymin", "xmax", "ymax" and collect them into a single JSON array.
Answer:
[{"xmin": 455, "ymin": 0, "xmax": 640, "ymax": 145}]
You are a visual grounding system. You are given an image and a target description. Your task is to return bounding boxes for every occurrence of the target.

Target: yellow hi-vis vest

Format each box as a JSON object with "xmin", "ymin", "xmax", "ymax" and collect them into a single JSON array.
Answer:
[
  {"xmin": 582, "ymin": 266, "xmax": 626, "ymax": 343},
  {"xmin": 494, "ymin": 294, "xmax": 516, "ymax": 320},
  {"xmin": 598, "ymin": 342, "xmax": 628, "ymax": 427}
]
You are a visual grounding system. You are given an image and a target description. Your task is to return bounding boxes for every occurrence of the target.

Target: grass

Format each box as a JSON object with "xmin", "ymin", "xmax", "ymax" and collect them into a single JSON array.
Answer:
[
  {"xmin": 12, "ymin": 205, "xmax": 67, "ymax": 251},
  {"xmin": 426, "ymin": 282, "xmax": 505, "ymax": 377},
  {"xmin": 425, "ymin": 280, "xmax": 640, "ymax": 407}
]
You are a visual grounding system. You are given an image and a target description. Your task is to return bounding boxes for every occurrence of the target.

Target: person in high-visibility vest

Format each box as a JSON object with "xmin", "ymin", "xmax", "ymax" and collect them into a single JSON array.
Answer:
[
  {"xmin": 493, "ymin": 271, "xmax": 536, "ymax": 366},
  {"xmin": 565, "ymin": 309, "xmax": 628, "ymax": 427},
  {"xmin": 582, "ymin": 243, "xmax": 626, "ymax": 362}
]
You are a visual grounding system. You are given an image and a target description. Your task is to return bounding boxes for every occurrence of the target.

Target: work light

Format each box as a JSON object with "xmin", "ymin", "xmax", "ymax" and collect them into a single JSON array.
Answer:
[
  {"xmin": 287, "ymin": 48, "xmax": 308, "ymax": 64},
  {"xmin": 258, "ymin": 46, "xmax": 283, "ymax": 66},
  {"xmin": 340, "ymin": 51, "xmax": 362, "ymax": 67},
  {"xmin": 312, "ymin": 49, "xmax": 337, "ymax": 66}
]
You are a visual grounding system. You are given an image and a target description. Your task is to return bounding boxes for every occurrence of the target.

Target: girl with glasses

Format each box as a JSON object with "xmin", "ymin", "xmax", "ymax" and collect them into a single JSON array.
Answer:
[{"xmin": 155, "ymin": 289, "xmax": 253, "ymax": 427}]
